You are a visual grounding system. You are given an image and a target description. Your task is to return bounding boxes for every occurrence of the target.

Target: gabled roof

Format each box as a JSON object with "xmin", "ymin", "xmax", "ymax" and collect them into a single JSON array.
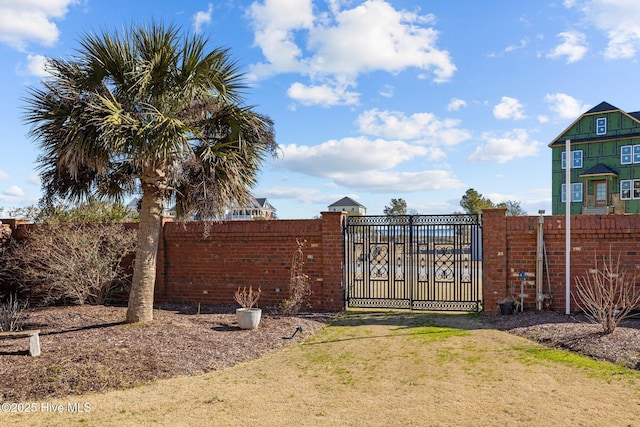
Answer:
[
  {"xmin": 585, "ymin": 101, "xmax": 618, "ymax": 114},
  {"xmin": 231, "ymin": 196, "xmax": 276, "ymax": 211},
  {"xmin": 549, "ymin": 101, "xmax": 640, "ymax": 147},
  {"xmin": 629, "ymin": 111, "xmax": 640, "ymax": 121},
  {"xmin": 255, "ymin": 198, "xmax": 276, "ymax": 211},
  {"xmin": 579, "ymin": 163, "xmax": 618, "ymax": 177},
  {"xmin": 328, "ymin": 196, "xmax": 365, "ymax": 208}
]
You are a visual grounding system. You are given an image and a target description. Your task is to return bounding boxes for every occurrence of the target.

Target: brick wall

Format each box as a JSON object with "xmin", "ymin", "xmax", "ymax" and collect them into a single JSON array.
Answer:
[
  {"xmin": 155, "ymin": 212, "xmax": 346, "ymax": 311},
  {"xmin": 8, "ymin": 208, "xmax": 638, "ymax": 315},
  {"xmin": 482, "ymin": 208, "xmax": 640, "ymax": 314}
]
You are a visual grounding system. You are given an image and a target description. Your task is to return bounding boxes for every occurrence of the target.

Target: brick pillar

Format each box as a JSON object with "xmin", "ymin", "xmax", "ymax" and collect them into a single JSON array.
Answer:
[
  {"xmin": 154, "ymin": 215, "xmax": 173, "ymax": 304},
  {"xmin": 320, "ymin": 211, "xmax": 347, "ymax": 311},
  {"xmin": 482, "ymin": 208, "xmax": 508, "ymax": 314}
]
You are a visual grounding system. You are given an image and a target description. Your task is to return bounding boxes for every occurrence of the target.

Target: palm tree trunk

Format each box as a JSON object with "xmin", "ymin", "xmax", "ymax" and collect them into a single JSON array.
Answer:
[{"xmin": 126, "ymin": 182, "xmax": 164, "ymax": 323}]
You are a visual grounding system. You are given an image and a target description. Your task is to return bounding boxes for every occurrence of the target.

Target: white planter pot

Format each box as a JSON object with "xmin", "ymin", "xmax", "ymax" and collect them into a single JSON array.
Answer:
[{"xmin": 236, "ymin": 308, "xmax": 262, "ymax": 330}]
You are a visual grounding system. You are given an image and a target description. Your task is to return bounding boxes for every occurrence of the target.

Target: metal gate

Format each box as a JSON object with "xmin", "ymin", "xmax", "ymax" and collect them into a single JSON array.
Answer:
[{"xmin": 344, "ymin": 214, "xmax": 482, "ymax": 311}]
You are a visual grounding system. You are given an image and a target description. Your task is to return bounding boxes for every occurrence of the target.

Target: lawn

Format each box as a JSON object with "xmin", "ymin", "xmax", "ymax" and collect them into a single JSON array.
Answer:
[{"xmin": 2, "ymin": 309, "xmax": 640, "ymax": 426}]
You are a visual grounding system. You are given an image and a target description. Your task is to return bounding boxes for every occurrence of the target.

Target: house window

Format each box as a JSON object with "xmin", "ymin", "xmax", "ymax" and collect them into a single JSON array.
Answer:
[
  {"xmin": 621, "ymin": 145, "xmax": 640, "ymax": 164},
  {"xmin": 561, "ymin": 183, "xmax": 583, "ymax": 202},
  {"xmin": 596, "ymin": 117, "xmax": 607, "ymax": 135},
  {"xmin": 595, "ymin": 182, "xmax": 607, "ymax": 201},
  {"xmin": 561, "ymin": 150, "xmax": 583, "ymax": 169},
  {"xmin": 621, "ymin": 180, "xmax": 632, "ymax": 200},
  {"xmin": 622, "ymin": 145, "xmax": 633, "ymax": 164},
  {"xmin": 621, "ymin": 179, "xmax": 640, "ymax": 199}
]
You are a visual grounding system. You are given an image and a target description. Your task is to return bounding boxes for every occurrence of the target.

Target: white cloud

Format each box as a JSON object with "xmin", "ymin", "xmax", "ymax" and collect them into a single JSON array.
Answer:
[
  {"xmin": 573, "ymin": 0, "xmax": 640, "ymax": 59},
  {"xmin": 247, "ymin": 0, "xmax": 314, "ymax": 78},
  {"xmin": 287, "ymin": 81, "xmax": 360, "ymax": 106},
  {"xmin": 248, "ymin": 0, "xmax": 456, "ymax": 86},
  {"xmin": 3, "ymin": 186, "xmax": 24, "ymax": 197},
  {"xmin": 27, "ymin": 173, "xmax": 41, "ymax": 185},
  {"xmin": 544, "ymin": 93, "xmax": 591, "ymax": 119},
  {"xmin": 356, "ymin": 109, "xmax": 471, "ymax": 146},
  {"xmin": 379, "ymin": 84, "xmax": 394, "ymax": 98},
  {"xmin": 260, "ymin": 186, "xmax": 333, "ymax": 204},
  {"xmin": 0, "ymin": 0, "xmax": 77, "ymax": 50},
  {"xmin": 447, "ymin": 98, "xmax": 467, "ymax": 111},
  {"xmin": 0, "ymin": 171, "xmax": 8, "ymax": 180},
  {"xmin": 16, "ymin": 54, "xmax": 50, "ymax": 77},
  {"xmin": 276, "ymin": 137, "xmax": 429, "ymax": 176},
  {"xmin": 193, "ymin": 4, "xmax": 213, "ymax": 33},
  {"xmin": 274, "ymin": 136, "xmax": 462, "ymax": 193},
  {"xmin": 493, "ymin": 96, "xmax": 527, "ymax": 120},
  {"xmin": 469, "ymin": 129, "xmax": 541, "ymax": 163},
  {"xmin": 331, "ymin": 170, "xmax": 464, "ymax": 193},
  {"xmin": 505, "ymin": 37, "xmax": 530, "ymax": 52},
  {"xmin": 547, "ymin": 31, "xmax": 588, "ymax": 63}
]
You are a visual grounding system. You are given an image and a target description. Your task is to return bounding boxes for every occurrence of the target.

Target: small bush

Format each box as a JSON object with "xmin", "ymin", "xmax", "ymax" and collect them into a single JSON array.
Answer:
[
  {"xmin": 573, "ymin": 249, "xmax": 640, "ymax": 334},
  {"xmin": 0, "ymin": 222, "xmax": 137, "ymax": 305},
  {"xmin": 234, "ymin": 286, "xmax": 261, "ymax": 309},
  {"xmin": 0, "ymin": 293, "xmax": 29, "ymax": 332},
  {"xmin": 282, "ymin": 239, "xmax": 312, "ymax": 315}
]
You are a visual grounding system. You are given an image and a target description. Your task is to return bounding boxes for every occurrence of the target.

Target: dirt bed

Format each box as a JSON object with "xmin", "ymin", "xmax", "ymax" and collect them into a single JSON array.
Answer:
[
  {"xmin": 0, "ymin": 304, "xmax": 335, "ymax": 402},
  {"xmin": 2, "ymin": 305, "xmax": 639, "ymax": 403}
]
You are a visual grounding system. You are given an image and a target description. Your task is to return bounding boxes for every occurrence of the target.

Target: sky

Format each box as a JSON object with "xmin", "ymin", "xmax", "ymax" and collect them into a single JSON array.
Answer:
[{"xmin": 1, "ymin": 0, "xmax": 640, "ymax": 219}]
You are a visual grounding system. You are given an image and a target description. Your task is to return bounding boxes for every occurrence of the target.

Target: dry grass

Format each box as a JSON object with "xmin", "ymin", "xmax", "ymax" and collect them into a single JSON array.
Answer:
[{"xmin": 2, "ymin": 309, "xmax": 640, "ymax": 426}]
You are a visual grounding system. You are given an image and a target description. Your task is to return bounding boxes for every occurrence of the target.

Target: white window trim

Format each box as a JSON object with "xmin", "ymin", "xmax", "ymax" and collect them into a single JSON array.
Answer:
[
  {"xmin": 621, "ymin": 145, "xmax": 640, "ymax": 165},
  {"xmin": 561, "ymin": 150, "xmax": 583, "ymax": 169},
  {"xmin": 621, "ymin": 180, "xmax": 632, "ymax": 200},
  {"xmin": 596, "ymin": 117, "xmax": 607, "ymax": 136},
  {"xmin": 621, "ymin": 145, "xmax": 632, "ymax": 165},
  {"xmin": 561, "ymin": 183, "xmax": 583, "ymax": 203},
  {"xmin": 620, "ymin": 179, "xmax": 640, "ymax": 200}
]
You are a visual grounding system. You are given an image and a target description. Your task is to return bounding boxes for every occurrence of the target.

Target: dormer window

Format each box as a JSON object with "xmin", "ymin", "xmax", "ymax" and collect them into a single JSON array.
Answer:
[{"xmin": 596, "ymin": 117, "xmax": 607, "ymax": 135}]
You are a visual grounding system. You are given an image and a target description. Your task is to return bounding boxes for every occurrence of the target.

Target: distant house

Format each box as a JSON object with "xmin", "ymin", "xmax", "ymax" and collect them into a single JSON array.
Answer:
[
  {"xmin": 549, "ymin": 101, "xmax": 640, "ymax": 215},
  {"xmin": 225, "ymin": 196, "xmax": 276, "ymax": 220},
  {"xmin": 328, "ymin": 196, "xmax": 366, "ymax": 215},
  {"xmin": 126, "ymin": 195, "xmax": 276, "ymax": 220}
]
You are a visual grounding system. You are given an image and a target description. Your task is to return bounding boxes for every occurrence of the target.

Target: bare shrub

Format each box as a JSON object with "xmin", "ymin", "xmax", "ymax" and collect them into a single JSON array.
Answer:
[
  {"xmin": 573, "ymin": 249, "xmax": 640, "ymax": 334},
  {"xmin": 282, "ymin": 239, "xmax": 312, "ymax": 315},
  {"xmin": 0, "ymin": 223, "xmax": 137, "ymax": 305},
  {"xmin": 234, "ymin": 286, "xmax": 261, "ymax": 309},
  {"xmin": 0, "ymin": 293, "xmax": 29, "ymax": 332}
]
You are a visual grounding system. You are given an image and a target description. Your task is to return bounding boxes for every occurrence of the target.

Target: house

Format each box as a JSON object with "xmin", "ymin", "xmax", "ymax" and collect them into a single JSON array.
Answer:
[
  {"xmin": 549, "ymin": 101, "xmax": 640, "ymax": 215},
  {"xmin": 224, "ymin": 196, "xmax": 276, "ymax": 220},
  {"xmin": 327, "ymin": 196, "xmax": 366, "ymax": 215}
]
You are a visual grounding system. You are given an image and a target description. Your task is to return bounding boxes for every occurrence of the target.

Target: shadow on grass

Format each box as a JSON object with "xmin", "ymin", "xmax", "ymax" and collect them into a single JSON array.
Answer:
[
  {"xmin": 300, "ymin": 309, "xmax": 484, "ymax": 346},
  {"xmin": 330, "ymin": 309, "xmax": 486, "ymax": 331}
]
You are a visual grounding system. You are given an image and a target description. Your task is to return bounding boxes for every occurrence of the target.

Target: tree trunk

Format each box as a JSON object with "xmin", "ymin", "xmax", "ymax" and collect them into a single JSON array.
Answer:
[{"xmin": 126, "ymin": 183, "xmax": 164, "ymax": 323}]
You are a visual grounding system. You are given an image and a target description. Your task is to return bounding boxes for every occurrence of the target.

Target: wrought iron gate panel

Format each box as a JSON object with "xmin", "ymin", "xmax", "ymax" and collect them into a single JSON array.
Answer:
[{"xmin": 344, "ymin": 214, "xmax": 482, "ymax": 311}]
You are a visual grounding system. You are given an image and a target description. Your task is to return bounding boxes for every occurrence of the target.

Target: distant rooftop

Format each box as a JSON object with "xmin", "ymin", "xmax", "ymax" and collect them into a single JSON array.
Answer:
[{"xmin": 328, "ymin": 196, "xmax": 365, "ymax": 208}]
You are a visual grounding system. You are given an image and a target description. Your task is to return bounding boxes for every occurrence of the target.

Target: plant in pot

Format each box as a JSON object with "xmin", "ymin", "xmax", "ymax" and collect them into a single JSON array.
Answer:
[{"xmin": 234, "ymin": 286, "xmax": 262, "ymax": 329}]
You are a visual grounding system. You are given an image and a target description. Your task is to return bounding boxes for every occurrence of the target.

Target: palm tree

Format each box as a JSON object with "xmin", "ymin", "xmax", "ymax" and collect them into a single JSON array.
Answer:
[{"xmin": 23, "ymin": 22, "xmax": 277, "ymax": 323}]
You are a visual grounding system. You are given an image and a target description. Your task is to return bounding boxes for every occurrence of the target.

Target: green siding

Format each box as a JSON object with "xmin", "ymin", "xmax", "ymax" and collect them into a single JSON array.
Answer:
[{"xmin": 550, "ymin": 110, "xmax": 640, "ymax": 214}]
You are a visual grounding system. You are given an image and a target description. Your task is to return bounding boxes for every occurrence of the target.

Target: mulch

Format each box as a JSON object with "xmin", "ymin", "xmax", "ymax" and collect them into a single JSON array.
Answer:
[
  {"xmin": 0, "ymin": 304, "xmax": 336, "ymax": 402},
  {"xmin": 487, "ymin": 310, "xmax": 640, "ymax": 370},
  {"xmin": 2, "ymin": 305, "xmax": 639, "ymax": 402}
]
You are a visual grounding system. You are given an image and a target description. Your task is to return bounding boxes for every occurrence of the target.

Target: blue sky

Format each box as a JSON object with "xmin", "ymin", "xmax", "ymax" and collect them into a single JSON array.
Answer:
[{"xmin": 1, "ymin": 0, "xmax": 640, "ymax": 219}]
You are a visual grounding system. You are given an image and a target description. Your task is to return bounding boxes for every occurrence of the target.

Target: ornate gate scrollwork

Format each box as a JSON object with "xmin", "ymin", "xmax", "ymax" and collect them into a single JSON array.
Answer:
[{"xmin": 344, "ymin": 214, "xmax": 482, "ymax": 312}]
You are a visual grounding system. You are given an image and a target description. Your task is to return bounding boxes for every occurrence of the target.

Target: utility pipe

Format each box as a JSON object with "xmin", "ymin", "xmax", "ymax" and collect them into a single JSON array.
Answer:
[
  {"xmin": 536, "ymin": 210, "xmax": 544, "ymax": 311},
  {"xmin": 565, "ymin": 139, "xmax": 571, "ymax": 315}
]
